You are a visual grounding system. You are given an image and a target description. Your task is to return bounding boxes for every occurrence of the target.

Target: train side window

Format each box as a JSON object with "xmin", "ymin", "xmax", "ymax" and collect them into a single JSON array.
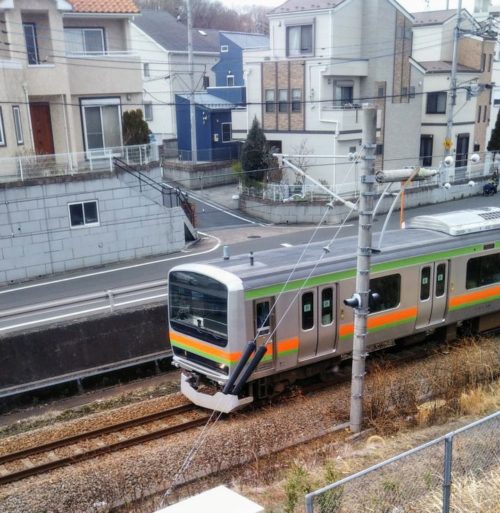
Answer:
[
  {"xmin": 302, "ymin": 292, "xmax": 314, "ymax": 330},
  {"xmin": 256, "ymin": 301, "xmax": 271, "ymax": 335},
  {"xmin": 435, "ymin": 263, "xmax": 446, "ymax": 296},
  {"xmin": 420, "ymin": 267, "xmax": 431, "ymax": 300},
  {"xmin": 466, "ymin": 253, "xmax": 500, "ymax": 289},
  {"xmin": 369, "ymin": 274, "xmax": 401, "ymax": 313},
  {"xmin": 321, "ymin": 288, "xmax": 333, "ymax": 325}
]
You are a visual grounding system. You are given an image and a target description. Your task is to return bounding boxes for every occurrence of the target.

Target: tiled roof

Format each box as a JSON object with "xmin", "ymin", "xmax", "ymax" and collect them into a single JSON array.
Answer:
[
  {"xmin": 419, "ymin": 61, "xmax": 479, "ymax": 73},
  {"xmin": 69, "ymin": 0, "xmax": 140, "ymax": 14},
  {"xmin": 270, "ymin": 0, "xmax": 346, "ymax": 14},
  {"xmin": 221, "ymin": 32, "xmax": 269, "ymax": 50},
  {"xmin": 177, "ymin": 92, "xmax": 235, "ymax": 110},
  {"xmin": 412, "ymin": 9, "xmax": 456, "ymax": 26},
  {"xmin": 133, "ymin": 10, "xmax": 219, "ymax": 53}
]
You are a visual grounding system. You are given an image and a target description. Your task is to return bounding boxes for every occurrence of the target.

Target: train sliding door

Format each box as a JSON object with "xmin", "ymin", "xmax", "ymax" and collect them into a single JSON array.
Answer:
[
  {"xmin": 254, "ymin": 298, "xmax": 275, "ymax": 370},
  {"xmin": 298, "ymin": 285, "xmax": 337, "ymax": 361},
  {"xmin": 416, "ymin": 261, "xmax": 449, "ymax": 329}
]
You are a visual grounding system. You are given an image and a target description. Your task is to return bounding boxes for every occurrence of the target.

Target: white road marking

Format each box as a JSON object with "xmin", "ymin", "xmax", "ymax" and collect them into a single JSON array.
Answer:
[
  {"xmin": 281, "ymin": 243, "xmax": 293, "ymax": 247},
  {"xmin": 0, "ymin": 233, "xmax": 220, "ymax": 295}
]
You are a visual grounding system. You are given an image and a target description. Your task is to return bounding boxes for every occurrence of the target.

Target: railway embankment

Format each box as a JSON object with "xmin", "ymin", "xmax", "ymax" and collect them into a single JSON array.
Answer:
[{"xmin": 0, "ymin": 337, "xmax": 497, "ymax": 513}]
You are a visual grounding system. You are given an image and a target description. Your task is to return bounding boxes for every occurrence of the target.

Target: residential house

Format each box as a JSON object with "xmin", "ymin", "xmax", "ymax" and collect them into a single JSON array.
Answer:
[
  {"xmin": 232, "ymin": 0, "xmax": 424, "ymax": 187},
  {"xmin": 0, "ymin": 0, "xmax": 144, "ymax": 172},
  {"xmin": 412, "ymin": 9, "xmax": 495, "ymax": 175},
  {"xmin": 131, "ymin": 10, "xmax": 219, "ymax": 145}
]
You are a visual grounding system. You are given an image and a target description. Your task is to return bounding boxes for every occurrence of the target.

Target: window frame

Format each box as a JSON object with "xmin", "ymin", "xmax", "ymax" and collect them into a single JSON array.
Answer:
[
  {"xmin": 466, "ymin": 253, "xmax": 500, "ymax": 289},
  {"xmin": 80, "ymin": 97, "xmax": 122, "ymax": 153},
  {"xmin": 144, "ymin": 101, "xmax": 153, "ymax": 121},
  {"xmin": 226, "ymin": 74, "xmax": 235, "ymax": 87},
  {"xmin": 143, "ymin": 62, "xmax": 150, "ymax": 78},
  {"xmin": 291, "ymin": 88, "xmax": 302, "ymax": 113},
  {"xmin": 221, "ymin": 122, "xmax": 232, "ymax": 143},
  {"xmin": 426, "ymin": 91, "xmax": 447, "ymax": 114},
  {"xmin": 369, "ymin": 274, "xmax": 401, "ymax": 313},
  {"xmin": 12, "ymin": 105, "xmax": 24, "ymax": 145},
  {"xmin": 301, "ymin": 291, "xmax": 315, "ymax": 331},
  {"xmin": 64, "ymin": 27, "xmax": 106, "ymax": 56},
  {"xmin": 265, "ymin": 89, "xmax": 275, "ymax": 113},
  {"xmin": 220, "ymin": 45, "xmax": 228, "ymax": 53},
  {"xmin": 23, "ymin": 22, "xmax": 40, "ymax": 65},
  {"xmin": 68, "ymin": 200, "xmax": 100, "ymax": 229},
  {"xmin": 286, "ymin": 23, "xmax": 314, "ymax": 57},
  {"xmin": 278, "ymin": 89, "xmax": 288, "ymax": 113},
  {"xmin": 0, "ymin": 107, "xmax": 6, "ymax": 147}
]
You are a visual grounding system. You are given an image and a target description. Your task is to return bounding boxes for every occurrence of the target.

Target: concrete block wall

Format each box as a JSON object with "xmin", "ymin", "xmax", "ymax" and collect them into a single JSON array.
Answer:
[
  {"xmin": 0, "ymin": 169, "xmax": 186, "ymax": 284},
  {"xmin": 162, "ymin": 161, "xmax": 237, "ymax": 190}
]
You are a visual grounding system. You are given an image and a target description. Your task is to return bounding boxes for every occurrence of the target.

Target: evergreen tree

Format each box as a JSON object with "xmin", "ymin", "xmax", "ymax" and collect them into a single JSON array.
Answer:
[
  {"xmin": 241, "ymin": 117, "xmax": 269, "ymax": 182},
  {"xmin": 487, "ymin": 108, "xmax": 500, "ymax": 154},
  {"xmin": 122, "ymin": 109, "xmax": 151, "ymax": 145}
]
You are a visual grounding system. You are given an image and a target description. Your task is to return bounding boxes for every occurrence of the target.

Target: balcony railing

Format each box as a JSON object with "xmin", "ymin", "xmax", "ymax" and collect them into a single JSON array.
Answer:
[{"xmin": 0, "ymin": 144, "xmax": 159, "ymax": 183}]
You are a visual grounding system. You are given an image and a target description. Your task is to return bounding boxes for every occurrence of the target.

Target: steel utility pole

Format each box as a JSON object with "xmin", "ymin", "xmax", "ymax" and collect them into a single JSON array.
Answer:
[
  {"xmin": 444, "ymin": 0, "xmax": 462, "ymax": 159},
  {"xmin": 187, "ymin": 0, "xmax": 197, "ymax": 163},
  {"xmin": 349, "ymin": 106, "xmax": 377, "ymax": 434}
]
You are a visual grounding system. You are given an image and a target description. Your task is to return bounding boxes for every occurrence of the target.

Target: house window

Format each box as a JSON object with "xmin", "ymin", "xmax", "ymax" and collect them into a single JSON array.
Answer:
[
  {"xmin": 477, "ymin": 105, "xmax": 482, "ymax": 123},
  {"xmin": 265, "ymin": 89, "xmax": 275, "ymax": 113},
  {"xmin": 143, "ymin": 62, "xmax": 150, "ymax": 77},
  {"xmin": 278, "ymin": 89, "xmax": 288, "ymax": 113},
  {"xmin": 286, "ymin": 24, "xmax": 313, "ymax": 57},
  {"xmin": 81, "ymin": 97, "xmax": 122, "ymax": 153},
  {"xmin": 378, "ymin": 86, "xmax": 385, "ymax": 98},
  {"xmin": 221, "ymin": 122, "xmax": 231, "ymax": 142},
  {"xmin": 456, "ymin": 133, "xmax": 470, "ymax": 168},
  {"xmin": 481, "ymin": 53, "xmax": 486, "ymax": 71},
  {"xmin": 23, "ymin": 23, "xmax": 40, "ymax": 65},
  {"xmin": 226, "ymin": 74, "xmax": 235, "ymax": 86},
  {"xmin": 0, "ymin": 107, "xmax": 5, "ymax": 146},
  {"xmin": 335, "ymin": 81, "xmax": 353, "ymax": 107},
  {"xmin": 426, "ymin": 92, "xmax": 447, "ymax": 114},
  {"xmin": 203, "ymin": 75, "xmax": 210, "ymax": 89},
  {"xmin": 419, "ymin": 135, "xmax": 433, "ymax": 167},
  {"xmin": 68, "ymin": 200, "xmax": 99, "ymax": 228},
  {"xmin": 488, "ymin": 53, "xmax": 493, "ymax": 72},
  {"xmin": 221, "ymin": 45, "xmax": 228, "ymax": 52},
  {"xmin": 144, "ymin": 102, "xmax": 153, "ymax": 121},
  {"xmin": 409, "ymin": 86, "xmax": 416, "ymax": 98},
  {"xmin": 376, "ymin": 144, "xmax": 384, "ymax": 155},
  {"xmin": 64, "ymin": 28, "xmax": 105, "ymax": 56},
  {"xmin": 483, "ymin": 106, "xmax": 487, "ymax": 123},
  {"xmin": 12, "ymin": 106, "xmax": 23, "ymax": 145},
  {"xmin": 291, "ymin": 89, "xmax": 302, "ymax": 112}
]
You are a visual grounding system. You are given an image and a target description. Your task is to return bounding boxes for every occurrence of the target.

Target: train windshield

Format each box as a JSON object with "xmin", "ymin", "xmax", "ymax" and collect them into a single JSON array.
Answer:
[{"xmin": 169, "ymin": 271, "xmax": 228, "ymax": 347}]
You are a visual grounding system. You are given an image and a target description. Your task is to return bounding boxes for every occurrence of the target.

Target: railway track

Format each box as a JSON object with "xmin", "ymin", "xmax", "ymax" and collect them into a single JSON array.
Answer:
[{"xmin": 0, "ymin": 403, "xmax": 210, "ymax": 486}]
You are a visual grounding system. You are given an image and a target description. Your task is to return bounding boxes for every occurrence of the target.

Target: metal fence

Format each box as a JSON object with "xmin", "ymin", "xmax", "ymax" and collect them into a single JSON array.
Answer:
[
  {"xmin": 0, "ymin": 143, "xmax": 159, "ymax": 182},
  {"xmin": 305, "ymin": 410, "xmax": 499, "ymax": 513}
]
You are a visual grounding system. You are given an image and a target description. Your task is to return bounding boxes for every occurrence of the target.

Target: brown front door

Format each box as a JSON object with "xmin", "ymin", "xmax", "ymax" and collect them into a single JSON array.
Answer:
[{"xmin": 30, "ymin": 103, "xmax": 55, "ymax": 155}]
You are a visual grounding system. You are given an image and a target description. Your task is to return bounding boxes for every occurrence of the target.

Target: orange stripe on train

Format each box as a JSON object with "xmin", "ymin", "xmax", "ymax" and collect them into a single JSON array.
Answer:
[{"xmin": 449, "ymin": 285, "xmax": 500, "ymax": 308}]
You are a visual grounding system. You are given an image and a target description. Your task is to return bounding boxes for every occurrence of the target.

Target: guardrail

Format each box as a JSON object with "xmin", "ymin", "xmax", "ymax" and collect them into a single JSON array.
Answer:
[{"xmin": 0, "ymin": 279, "xmax": 168, "ymax": 334}]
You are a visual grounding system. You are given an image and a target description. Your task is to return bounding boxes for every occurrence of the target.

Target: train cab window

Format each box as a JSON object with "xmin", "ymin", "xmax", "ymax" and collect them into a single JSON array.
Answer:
[
  {"xmin": 302, "ymin": 292, "xmax": 314, "ymax": 330},
  {"xmin": 256, "ymin": 301, "xmax": 271, "ymax": 335},
  {"xmin": 420, "ymin": 267, "xmax": 431, "ymax": 301},
  {"xmin": 321, "ymin": 288, "xmax": 333, "ymax": 325},
  {"xmin": 435, "ymin": 264, "xmax": 446, "ymax": 297},
  {"xmin": 466, "ymin": 253, "xmax": 500, "ymax": 289},
  {"xmin": 369, "ymin": 274, "xmax": 401, "ymax": 313}
]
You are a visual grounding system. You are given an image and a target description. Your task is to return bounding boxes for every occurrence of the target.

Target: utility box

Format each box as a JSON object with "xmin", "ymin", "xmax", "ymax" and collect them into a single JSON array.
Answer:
[{"xmin": 156, "ymin": 486, "xmax": 264, "ymax": 513}]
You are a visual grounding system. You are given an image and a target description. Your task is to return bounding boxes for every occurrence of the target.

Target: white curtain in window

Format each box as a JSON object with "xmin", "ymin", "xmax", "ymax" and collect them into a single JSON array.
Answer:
[{"xmin": 288, "ymin": 26, "xmax": 301, "ymax": 56}]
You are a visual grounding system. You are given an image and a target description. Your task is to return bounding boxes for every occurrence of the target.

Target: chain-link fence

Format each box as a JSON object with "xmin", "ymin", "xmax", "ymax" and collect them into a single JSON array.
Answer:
[{"xmin": 305, "ymin": 411, "xmax": 499, "ymax": 513}]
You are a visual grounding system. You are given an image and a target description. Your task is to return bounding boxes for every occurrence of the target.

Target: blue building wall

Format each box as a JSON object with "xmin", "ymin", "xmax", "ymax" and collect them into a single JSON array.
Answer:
[
  {"xmin": 175, "ymin": 95, "xmax": 240, "ymax": 161},
  {"xmin": 212, "ymin": 33, "xmax": 245, "ymax": 87}
]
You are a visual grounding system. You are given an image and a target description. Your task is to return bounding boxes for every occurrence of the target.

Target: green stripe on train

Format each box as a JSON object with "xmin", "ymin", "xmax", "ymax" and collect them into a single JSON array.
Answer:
[
  {"xmin": 245, "ymin": 244, "xmax": 487, "ymax": 300},
  {"xmin": 449, "ymin": 293, "xmax": 500, "ymax": 311}
]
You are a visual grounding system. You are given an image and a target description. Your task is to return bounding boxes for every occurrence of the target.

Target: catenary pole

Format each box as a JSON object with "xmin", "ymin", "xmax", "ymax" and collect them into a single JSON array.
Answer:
[
  {"xmin": 444, "ymin": 0, "xmax": 462, "ymax": 161},
  {"xmin": 187, "ymin": 0, "xmax": 197, "ymax": 163},
  {"xmin": 349, "ymin": 105, "xmax": 377, "ymax": 434}
]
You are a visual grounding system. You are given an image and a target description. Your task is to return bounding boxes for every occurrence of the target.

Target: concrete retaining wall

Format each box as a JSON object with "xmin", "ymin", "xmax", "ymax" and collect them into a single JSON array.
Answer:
[
  {"xmin": 162, "ymin": 160, "xmax": 237, "ymax": 190},
  {"xmin": 240, "ymin": 180, "xmax": 488, "ymax": 224},
  {"xmin": 0, "ymin": 168, "xmax": 186, "ymax": 284},
  {"xmin": 0, "ymin": 305, "xmax": 168, "ymax": 391}
]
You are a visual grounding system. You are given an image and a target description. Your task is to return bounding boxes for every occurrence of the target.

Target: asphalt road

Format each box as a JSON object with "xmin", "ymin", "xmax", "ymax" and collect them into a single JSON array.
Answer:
[{"xmin": 1, "ymin": 192, "xmax": 499, "ymax": 317}]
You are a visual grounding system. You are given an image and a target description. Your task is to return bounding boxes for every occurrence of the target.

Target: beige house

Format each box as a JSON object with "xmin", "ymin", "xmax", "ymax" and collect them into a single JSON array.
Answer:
[{"xmin": 0, "ymin": 0, "xmax": 142, "ymax": 166}]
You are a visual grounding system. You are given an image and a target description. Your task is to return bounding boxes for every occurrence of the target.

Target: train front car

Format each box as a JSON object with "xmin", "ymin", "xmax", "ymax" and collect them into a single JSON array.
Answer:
[{"xmin": 168, "ymin": 263, "xmax": 252, "ymax": 413}]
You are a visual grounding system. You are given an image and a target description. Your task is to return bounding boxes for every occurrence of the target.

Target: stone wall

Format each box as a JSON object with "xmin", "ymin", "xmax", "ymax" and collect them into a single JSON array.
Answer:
[
  {"xmin": 162, "ymin": 160, "xmax": 238, "ymax": 190},
  {"xmin": 0, "ymin": 168, "xmax": 186, "ymax": 284}
]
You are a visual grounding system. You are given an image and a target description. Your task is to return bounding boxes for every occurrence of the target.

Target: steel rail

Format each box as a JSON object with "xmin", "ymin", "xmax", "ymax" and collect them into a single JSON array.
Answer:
[
  {"xmin": 0, "ymin": 403, "xmax": 194, "ymax": 465},
  {"xmin": 0, "ymin": 407, "xmax": 210, "ymax": 486}
]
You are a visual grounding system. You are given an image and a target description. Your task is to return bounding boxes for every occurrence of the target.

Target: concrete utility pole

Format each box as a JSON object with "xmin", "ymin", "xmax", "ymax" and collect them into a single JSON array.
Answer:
[
  {"xmin": 187, "ymin": 0, "xmax": 197, "ymax": 163},
  {"xmin": 444, "ymin": 0, "xmax": 463, "ymax": 159},
  {"xmin": 348, "ymin": 106, "xmax": 377, "ymax": 434}
]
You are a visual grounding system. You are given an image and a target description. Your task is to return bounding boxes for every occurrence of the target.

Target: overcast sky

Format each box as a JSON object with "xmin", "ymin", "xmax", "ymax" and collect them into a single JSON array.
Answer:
[{"xmin": 220, "ymin": 0, "xmax": 476, "ymax": 13}]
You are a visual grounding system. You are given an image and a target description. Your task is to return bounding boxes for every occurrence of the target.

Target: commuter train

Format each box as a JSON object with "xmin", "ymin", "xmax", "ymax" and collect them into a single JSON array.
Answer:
[{"xmin": 168, "ymin": 207, "xmax": 500, "ymax": 412}]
